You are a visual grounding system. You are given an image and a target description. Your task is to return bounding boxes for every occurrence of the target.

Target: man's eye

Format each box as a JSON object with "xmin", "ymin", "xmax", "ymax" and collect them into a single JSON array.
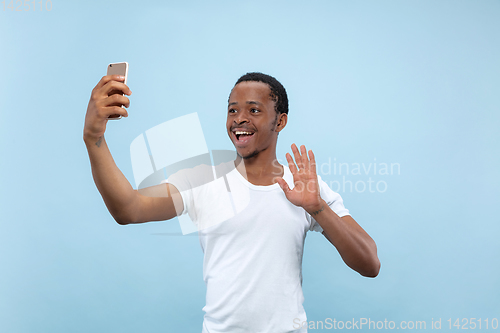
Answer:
[
  {"xmin": 250, "ymin": 108, "xmax": 260, "ymax": 113},
  {"xmin": 228, "ymin": 108, "xmax": 237, "ymax": 113}
]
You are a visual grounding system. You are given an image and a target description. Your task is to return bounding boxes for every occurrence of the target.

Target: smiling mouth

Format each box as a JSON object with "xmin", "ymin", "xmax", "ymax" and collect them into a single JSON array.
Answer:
[{"xmin": 233, "ymin": 130, "xmax": 255, "ymax": 145}]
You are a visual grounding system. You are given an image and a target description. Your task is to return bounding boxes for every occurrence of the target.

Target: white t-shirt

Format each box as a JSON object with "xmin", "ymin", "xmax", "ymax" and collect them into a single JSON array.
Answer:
[{"xmin": 164, "ymin": 162, "xmax": 350, "ymax": 333}]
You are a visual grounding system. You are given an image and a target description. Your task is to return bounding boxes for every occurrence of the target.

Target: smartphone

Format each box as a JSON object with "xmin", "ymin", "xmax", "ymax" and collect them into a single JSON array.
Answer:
[{"xmin": 106, "ymin": 62, "xmax": 129, "ymax": 119}]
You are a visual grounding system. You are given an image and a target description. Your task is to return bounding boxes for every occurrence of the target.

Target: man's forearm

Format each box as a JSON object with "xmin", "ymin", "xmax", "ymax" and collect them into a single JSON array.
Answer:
[
  {"xmin": 85, "ymin": 135, "xmax": 138, "ymax": 224},
  {"xmin": 310, "ymin": 200, "xmax": 380, "ymax": 277}
]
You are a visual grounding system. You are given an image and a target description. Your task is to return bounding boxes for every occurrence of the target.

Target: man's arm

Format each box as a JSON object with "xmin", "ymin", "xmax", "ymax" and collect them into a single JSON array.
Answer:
[
  {"xmin": 276, "ymin": 144, "xmax": 380, "ymax": 278},
  {"xmin": 84, "ymin": 75, "xmax": 182, "ymax": 225},
  {"xmin": 314, "ymin": 204, "xmax": 380, "ymax": 277}
]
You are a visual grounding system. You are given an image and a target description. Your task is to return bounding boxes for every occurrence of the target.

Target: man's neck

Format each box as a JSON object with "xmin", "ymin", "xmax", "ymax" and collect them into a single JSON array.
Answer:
[{"xmin": 235, "ymin": 154, "xmax": 284, "ymax": 186}]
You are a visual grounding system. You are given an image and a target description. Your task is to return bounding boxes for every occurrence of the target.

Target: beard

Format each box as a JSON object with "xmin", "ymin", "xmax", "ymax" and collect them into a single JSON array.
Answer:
[
  {"xmin": 237, "ymin": 148, "xmax": 261, "ymax": 160},
  {"xmin": 236, "ymin": 143, "xmax": 272, "ymax": 160}
]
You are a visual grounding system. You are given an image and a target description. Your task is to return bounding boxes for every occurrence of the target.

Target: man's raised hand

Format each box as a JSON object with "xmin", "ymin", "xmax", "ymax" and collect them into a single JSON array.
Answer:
[
  {"xmin": 276, "ymin": 144, "xmax": 323, "ymax": 215},
  {"xmin": 83, "ymin": 75, "xmax": 132, "ymax": 144}
]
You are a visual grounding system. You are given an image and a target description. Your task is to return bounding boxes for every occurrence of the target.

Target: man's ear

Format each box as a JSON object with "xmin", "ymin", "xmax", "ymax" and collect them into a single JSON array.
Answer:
[{"xmin": 276, "ymin": 113, "xmax": 288, "ymax": 133}]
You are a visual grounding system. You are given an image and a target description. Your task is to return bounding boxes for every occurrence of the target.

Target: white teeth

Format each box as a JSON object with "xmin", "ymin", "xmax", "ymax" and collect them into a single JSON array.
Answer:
[{"xmin": 235, "ymin": 131, "xmax": 253, "ymax": 135}]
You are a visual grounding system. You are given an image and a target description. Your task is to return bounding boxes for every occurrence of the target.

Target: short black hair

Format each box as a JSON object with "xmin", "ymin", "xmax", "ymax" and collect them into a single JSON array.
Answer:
[{"xmin": 233, "ymin": 72, "xmax": 289, "ymax": 115}]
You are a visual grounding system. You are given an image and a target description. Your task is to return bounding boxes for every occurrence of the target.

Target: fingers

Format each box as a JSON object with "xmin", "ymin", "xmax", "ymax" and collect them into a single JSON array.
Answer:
[
  {"xmin": 103, "ymin": 93, "xmax": 130, "ymax": 108},
  {"xmin": 95, "ymin": 74, "xmax": 127, "ymax": 90},
  {"xmin": 289, "ymin": 144, "xmax": 317, "ymax": 176},
  {"xmin": 286, "ymin": 152, "xmax": 298, "ymax": 176},
  {"xmin": 103, "ymin": 105, "xmax": 129, "ymax": 118},
  {"xmin": 300, "ymin": 145, "xmax": 309, "ymax": 170},
  {"xmin": 103, "ymin": 80, "xmax": 132, "ymax": 98},
  {"xmin": 94, "ymin": 94, "xmax": 130, "ymax": 119},
  {"xmin": 291, "ymin": 144, "xmax": 305, "ymax": 170},
  {"xmin": 291, "ymin": 144, "xmax": 312, "ymax": 171},
  {"xmin": 93, "ymin": 75, "xmax": 132, "ymax": 98},
  {"xmin": 308, "ymin": 149, "xmax": 317, "ymax": 176}
]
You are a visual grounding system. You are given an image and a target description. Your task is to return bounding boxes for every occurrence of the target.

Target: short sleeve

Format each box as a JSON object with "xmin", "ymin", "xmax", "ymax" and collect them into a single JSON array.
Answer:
[
  {"xmin": 160, "ymin": 164, "xmax": 217, "ymax": 221},
  {"xmin": 160, "ymin": 170, "xmax": 193, "ymax": 217},
  {"xmin": 308, "ymin": 175, "xmax": 350, "ymax": 233}
]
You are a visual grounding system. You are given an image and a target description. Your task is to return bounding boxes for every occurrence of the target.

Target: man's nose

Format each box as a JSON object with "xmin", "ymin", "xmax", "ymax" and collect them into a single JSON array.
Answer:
[{"xmin": 234, "ymin": 111, "xmax": 249, "ymax": 124}]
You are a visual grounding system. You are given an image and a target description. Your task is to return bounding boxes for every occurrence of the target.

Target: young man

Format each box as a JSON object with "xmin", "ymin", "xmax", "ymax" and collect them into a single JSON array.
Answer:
[{"xmin": 84, "ymin": 72, "xmax": 380, "ymax": 333}]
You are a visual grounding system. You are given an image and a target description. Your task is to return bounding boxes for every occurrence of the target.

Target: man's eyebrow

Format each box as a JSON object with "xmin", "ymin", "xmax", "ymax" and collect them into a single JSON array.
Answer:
[{"xmin": 228, "ymin": 101, "xmax": 262, "ymax": 107}]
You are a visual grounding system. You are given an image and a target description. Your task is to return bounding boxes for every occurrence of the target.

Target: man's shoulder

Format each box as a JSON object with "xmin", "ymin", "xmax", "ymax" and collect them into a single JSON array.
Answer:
[{"xmin": 164, "ymin": 161, "xmax": 235, "ymax": 191}]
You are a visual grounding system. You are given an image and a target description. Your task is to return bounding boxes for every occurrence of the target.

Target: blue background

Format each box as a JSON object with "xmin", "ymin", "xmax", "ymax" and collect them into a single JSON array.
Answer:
[{"xmin": 1, "ymin": 0, "xmax": 499, "ymax": 332}]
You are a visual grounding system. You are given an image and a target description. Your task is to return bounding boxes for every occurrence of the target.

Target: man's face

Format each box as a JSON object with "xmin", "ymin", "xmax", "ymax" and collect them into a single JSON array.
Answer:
[{"xmin": 226, "ymin": 81, "xmax": 285, "ymax": 159}]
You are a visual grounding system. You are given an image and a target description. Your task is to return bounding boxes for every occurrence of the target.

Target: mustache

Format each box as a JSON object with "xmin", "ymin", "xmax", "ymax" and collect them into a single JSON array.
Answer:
[{"xmin": 230, "ymin": 125, "xmax": 256, "ymax": 132}]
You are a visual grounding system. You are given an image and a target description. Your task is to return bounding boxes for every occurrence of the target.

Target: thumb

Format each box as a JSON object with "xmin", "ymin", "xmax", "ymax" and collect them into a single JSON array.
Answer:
[{"xmin": 276, "ymin": 177, "xmax": 291, "ymax": 194}]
